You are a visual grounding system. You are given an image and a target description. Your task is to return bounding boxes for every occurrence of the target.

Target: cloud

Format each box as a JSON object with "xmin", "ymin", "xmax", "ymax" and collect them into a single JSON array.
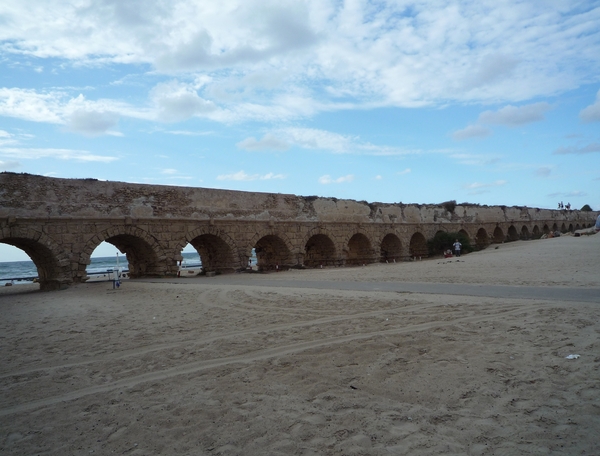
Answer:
[
  {"xmin": 553, "ymin": 143, "xmax": 600, "ymax": 155},
  {"xmin": 579, "ymin": 90, "xmax": 600, "ymax": 122},
  {"xmin": 397, "ymin": 168, "xmax": 411, "ymax": 175},
  {"xmin": 270, "ymin": 127, "xmax": 417, "ymax": 156},
  {"xmin": 0, "ymin": 147, "xmax": 118, "ymax": 162},
  {"xmin": 462, "ymin": 180, "xmax": 507, "ymax": 194},
  {"xmin": 468, "ymin": 54, "xmax": 520, "ymax": 88},
  {"xmin": 151, "ymin": 81, "xmax": 216, "ymax": 122},
  {"xmin": 0, "ymin": 0, "xmax": 598, "ymax": 117},
  {"xmin": 452, "ymin": 125, "xmax": 492, "ymax": 141},
  {"xmin": 375, "ymin": 175, "xmax": 382, "ymax": 180},
  {"xmin": 237, "ymin": 134, "xmax": 289, "ymax": 151},
  {"xmin": 66, "ymin": 110, "xmax": 120, "ymax": 136},
  {"xmin": 450, "ymin": 153, "xmax": 501, "ymax": 166},
  {"xmin": 0, "ymin": 88, "xmax": 64, "ymax": 124},
  {"xmin": 318, "ymin": 174, "xmax": 354, "ymax": 184},
  {"xmin": 216, "ymin": 170, "xmax": 285, "ymax": 181},
  {"xmin": 161, "ymin": 168, "xmax": 178, "ymax": 174},
  {"xmin": 478, "ymin": 102, "xmax": 552, "ymax": 127},
  {"xmin": 0, "ymin": 89, "xmax": 147, "ymax": 134},
  {"xmin": 0, "ymin": 160, "xmax": 20, "ymax": 170},
  {"xmin": 535, "ymin": 166, "xmax": 552, "ymax": 177}
]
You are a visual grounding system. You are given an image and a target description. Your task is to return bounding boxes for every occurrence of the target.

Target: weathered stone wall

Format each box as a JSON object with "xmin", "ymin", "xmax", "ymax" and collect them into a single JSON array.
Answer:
[{"xmin": 1, "ymin": 172, "xmax": 597, "ymax": 290}]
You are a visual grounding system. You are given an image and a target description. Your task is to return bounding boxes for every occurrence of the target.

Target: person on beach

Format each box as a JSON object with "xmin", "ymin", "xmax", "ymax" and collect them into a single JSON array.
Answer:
[{"xmin": 453, "ymin": 239, "xmax": 462, "ymax": 257}]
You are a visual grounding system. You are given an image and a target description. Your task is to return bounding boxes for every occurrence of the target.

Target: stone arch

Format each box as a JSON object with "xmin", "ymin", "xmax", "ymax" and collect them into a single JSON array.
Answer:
[
  {"xmin": 507, "ymin": 225, "xmax": 519, "ymax": 241},
  {"xmin": 83, "ymin": 226, "xmax": 166, "ymax": 278},
  {"xmin": 304, "ymin": 233, "xmax": 336, "ymax": 267},
  {"xmin": 180, "ymin": 227, "xmax": 239, "ymax": 273},
  {"xmin": 493, "ymin": 226, "xmax": 504, "ymax": 243},
  {"xmin": 561, "ymin": 223, "xmax": 567, "ymax": 233},
  {"xmin": 409, "ymin": 232, "xmax": 428, "ymax": 258},
  {"xmin": 520, "ymin": 225, "xmax": 530, "ymax": 240},
  {"xmin": 458, "ymin": 229, "xmax": 470, "ymax": 241},
  {"xmin": 0, "ymin": 228, "xmax": 71, "ymax": 291},
  {"xmin": 380, "ymin": 233, "xmax": 402, "ymax": 262},
  {"xmin": 251, "ymin": 234, "xmax": 294, "ymax": 271},
  {"xmin": 532, "ymin": 225, "xmax": 540, "ymax": 238},
  {"xmin": 345, "ymin": 233, "xmax": 374, "ymax": 265},
  {"xmin": 542, "ymin": 224, "xmax": 550, "ymax": 234},
  {"xmin": 552, "ymin": 223, "xmax": 558, "ymax": 232},
  {"xmin": 568, "ymin": 223, "xmax": 573, "ymax": 232},
  {"xmin": 475, "ymin": 228, "xmax": 489, "ymax": 250},
  {"xmin": 575, "ymin": 224, "xmax": 581, "ymax": 231}
]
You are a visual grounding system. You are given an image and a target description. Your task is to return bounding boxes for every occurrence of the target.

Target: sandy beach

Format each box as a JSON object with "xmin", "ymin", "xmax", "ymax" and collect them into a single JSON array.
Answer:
[{"xmin": 1, "ymin": 233, "xmax": 599, "ymax": 455}]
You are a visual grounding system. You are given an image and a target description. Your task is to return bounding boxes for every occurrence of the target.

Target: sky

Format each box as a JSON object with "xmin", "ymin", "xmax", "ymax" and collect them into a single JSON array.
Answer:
[{"xmin": 1, "ymin": 0, "xmax": 600, "ymax": 261}]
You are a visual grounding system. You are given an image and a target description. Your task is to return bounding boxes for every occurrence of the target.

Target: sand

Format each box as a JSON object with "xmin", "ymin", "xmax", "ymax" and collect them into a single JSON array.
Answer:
[{"xmin": 1, "ymin": 234, "xmax": 599, "ymax": 455}]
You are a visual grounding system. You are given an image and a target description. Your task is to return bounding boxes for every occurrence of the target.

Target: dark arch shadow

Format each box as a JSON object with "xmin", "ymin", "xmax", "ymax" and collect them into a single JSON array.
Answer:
[
  {"xmin": 304, "ymin": 234, "xmax": 336, "ymax": 267},
  {"xmin": 475, "ymin": 228, "xmax": 489, "ymax": 250},
  {"xmin": 189, "ymin": 233, "xmax": 237, "ymax": 274},
  {"xmin": 346, "ymin": 233, "xmax": 374, "ymax": 265},
  {"xmin": 507, "ymin": 225, "xmax": 519, "ymax": 241},
  {"xmin": 493, "ymin": 227, "xmax": 504, "ymax": 243},
  {"xmin": 380, "ymin": 233, "xmax": 402, "ymax": 262},
  {"xmin": 520, "ymin": 226, "xmax": 530, "ymax": 240},
  {"xmin": 542, "ymin": 224, "xmax": 550, "ymax": 235},
  {"xmin": 253, "ymin": 235, "xmax": 294, "ymax": 271},
  {"xmin": 103, "ymin": 234, "xmax": 162, "ymax": 278},
  {"xmin": 409, "ymin": 232, "xmax": 428, "ymax": 259},
  {"xmin": 532, "ymin": 225, "xmax": 540, "ymax": 238}
]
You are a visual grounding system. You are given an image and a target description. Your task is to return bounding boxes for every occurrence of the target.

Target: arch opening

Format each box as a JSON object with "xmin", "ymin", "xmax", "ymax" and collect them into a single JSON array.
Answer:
[
  {"xmin": 561, "ymin": 223, "xmax": 567, "ymax": 233},
  {"xmin": 409, "ymin": 232, "xmax": 428, "ymax": 259},
  {"xmin": 304, "ymin": 234, "xmax": 336, "ymax": 267},
  {"xmin": 532, "ymin": 225, "xmax": 540, "ymax": 238},
  {"xmin": 346, "ymin": 233, "xmax": 374, "ymax": 265},
  {"xmin": 507, "ymin": 225, "xmax": 519, "ymax": 241},
  {"xmin": 520, "ymin": 226, "xmax": 530, "ymax": 240},
  {"xmin": 253, "ymin": 235, "xmax": 293, "ymax": 271},
  {"xmin": 380, "ymin": 234, "xmax": 402, "ymax": 262},
  {"xmin": 542, "ymin": 224, "xmax": 550, "ymax": 235},
  {"xmin": 189, "ymin": 234, "xmax": 237, "ymax": 274},
  {"xmin": 552, "ymin": 223, "xmax": 558, "ymax": 232},
  {"xmin": 493, "ymin": 227, "xmax": 504, "ymax": 243},
  {"xmin": 0, "ymin": 238, "xmax": 64, "ymax": 290},
  {"xmin": 101, "ymin": 234, "xmax": 163, "ymax": 278},
  {"xmin": 475, "ymin": 228, "xmax": 489, "ymax": 250},
  {"xmin": 568, "ymin": 224, "xmax": 573, "ymax": 232}
]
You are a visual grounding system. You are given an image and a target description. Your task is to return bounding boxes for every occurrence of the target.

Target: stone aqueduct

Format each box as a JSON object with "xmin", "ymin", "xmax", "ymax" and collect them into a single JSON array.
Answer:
[{"xmin": 1, "ymin": 173, "xmax": 597, "ymax": 291}]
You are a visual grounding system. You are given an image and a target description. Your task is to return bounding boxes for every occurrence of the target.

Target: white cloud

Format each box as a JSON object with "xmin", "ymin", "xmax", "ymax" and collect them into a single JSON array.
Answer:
[
  {"xmin": 216, "ymin": 170, "xmax": 285, "ymax": 181},
  {"xmin": 463, "ymin": 180, "xmax": 507, "ymax": 194},
  {"xmin": 266, "ymin": 127, "xmax": 417, "ymax": 156},
  {"xmin": 450, "ymin": 153, "xmax": 500, "ymax": 166},
  {"xmin": 0, "ymin": 160, "xmax": 20, "ymax": 170},
  {"xmin": 318, "ymin": 174, "xmax": 354, "ymax": 184},
  {"xmin": 478, "ymin": 102, "xmax": 552, "ymax": 127},
  {"xmin": 0, "ymin": 0, "xmax": 597, "ymax": 116},
  {"xmin": 0, "ymin": 147, "xmax": 118, "ymax": 163},
  {"xmin": 554, "ymin": 143, "xmax": 600, "ymax": 155},
  {"xmin": 452, "ymin": 124, "xmax": 492, "ymax": 141},
  {"xmin": 150, "ymin": 81, "xmax": 216, "ymax": 122},
  {"xmin": 580, "ymin": 90, "xmax": 600, "ymax": 122},
  {"xmin": 0, "ymin": 89, "xmax": 148, "ymax": 134},
  {"xmin": 66, "ymin": 109, "xmax": 120, "ymax": 136},
  {"xmin": 237, "ymin": 134, "xmax": 289, "ymax": 151},
  {"xmin": 375, "ymin": 175, "xmax": 382, "ymax": 180},
  {"xmin": 161, "ymin": 168, "xmax": 178, "ymax": 174},
  {"xmin": 397, "ymin": 168, "xmax": 411, "ymax": 175}
]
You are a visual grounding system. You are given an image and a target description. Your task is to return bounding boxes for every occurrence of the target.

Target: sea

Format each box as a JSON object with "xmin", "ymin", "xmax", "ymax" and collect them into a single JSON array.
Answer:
[{"xmin": 0, "ymin": 251, "xmax": 202, "ymax": 286}]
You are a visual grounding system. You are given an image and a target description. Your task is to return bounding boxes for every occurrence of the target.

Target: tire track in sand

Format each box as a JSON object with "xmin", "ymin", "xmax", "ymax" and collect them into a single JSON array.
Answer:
[{"xmin": 0, "ymin": 301, "xmax": 555, "ymax": 417}]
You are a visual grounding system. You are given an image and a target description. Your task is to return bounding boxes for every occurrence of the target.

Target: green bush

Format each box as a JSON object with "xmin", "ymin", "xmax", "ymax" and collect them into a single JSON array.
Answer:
[
  {"xmin": 427, "ymin": 231, "xmax": 472, "ymax": 256},
  {"xmin": 580, "ymin": 204, "xmax": 592, "ymax": 212}
]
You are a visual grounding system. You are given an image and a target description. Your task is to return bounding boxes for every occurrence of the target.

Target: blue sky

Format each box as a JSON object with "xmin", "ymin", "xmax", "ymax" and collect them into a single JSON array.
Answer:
[{"xmin": 1, "ymin": 0, "xmax": 600, "ymax": 262}]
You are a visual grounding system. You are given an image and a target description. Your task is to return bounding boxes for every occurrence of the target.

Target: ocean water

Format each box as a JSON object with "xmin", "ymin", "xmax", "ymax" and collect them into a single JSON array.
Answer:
[{"xmin": 0, "ymin": 251, "xmax": 202, "ymax": 286}]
